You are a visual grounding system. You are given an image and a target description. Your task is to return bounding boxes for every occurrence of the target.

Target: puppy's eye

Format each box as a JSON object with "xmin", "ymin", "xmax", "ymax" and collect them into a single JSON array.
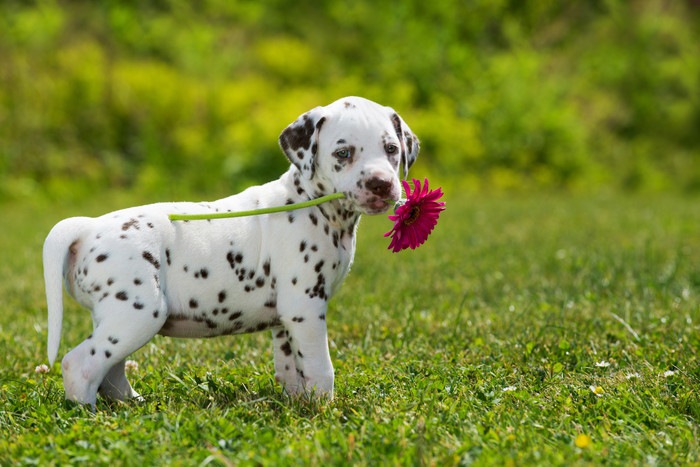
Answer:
[
  {"xmin": 385, "ymin": 144, "xmax": 399, "ymax": 155},
  {"xmin": 334, "ymin": 148, "xmax": 351, "ymax": 159}
]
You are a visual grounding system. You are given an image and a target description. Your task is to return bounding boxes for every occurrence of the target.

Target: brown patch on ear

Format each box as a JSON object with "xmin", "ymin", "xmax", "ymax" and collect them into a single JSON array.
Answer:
[
  {"xmin": 280, "ymin": 115, "xmax": 318, "ymax": 152},
  {"xmin": 390, "ymin": 112, "xmax": 418, "ymax": 179},
  {"xmin": 279, "ymin": 109, "xmax": 325, "ymax": 179},
  {"xmin": 391, "ymin": 113, "xmax": 402, "ymax": 142},
  {"xmin": 404, "ymin": 130, "xmax": 415, "ymax": 155}
]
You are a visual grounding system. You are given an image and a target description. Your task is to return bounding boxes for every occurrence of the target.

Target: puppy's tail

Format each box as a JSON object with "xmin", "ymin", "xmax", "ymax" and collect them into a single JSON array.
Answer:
[{"xmin": 43, "ymin": 217, "xmax": 92, "ymax": 366}]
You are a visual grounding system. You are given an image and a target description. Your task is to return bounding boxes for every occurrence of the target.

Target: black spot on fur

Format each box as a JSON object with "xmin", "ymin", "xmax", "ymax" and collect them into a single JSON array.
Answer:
[
  {"xmin": 116, "ymin": 291, "xmax": 128, "ymax": 301},
  {"xmin": 256, "ymin": 277, "xmax": 265, "ymax": 288},
  {"xmin": 105, "ymin": 350, "xmax": 112, "ymax": 359},
  {"xmin": 263, "ymin": 260, "xmax": 271, "ymax": 276},
  {"xmin": 218, "ymin": 290, "xmax": 226, "ymax": 303},
  {"xmin": 292, "ymin": 316, "xmax": 305, "ymax": 323},
  {"xmin": 142, "ymin": 251, "xmax": 160, "ymax": 269},
  {"xmin": 189, "ymin": 299, "xmax": 198, "ymax": 309},
  {"xmin": 134, "ymin": 278, "xmax": 142, "ymax": 285},
  {"xmin": 133, "ymin": 302, "xmax": 144, "ymax": 310},
  {"xmin": 300, "ymin": 241, "xmax": 307, "ymax": 252},
  {"xmin": 319, "ymin": 314, "xmax": 326, "ymax": 320},
  {"xmin": 108, "ymin": 336, "xmax": 119, "ymax": 344},
  {"xmin": 122, "ymin": 219, "xmax": 139, "ymax": 231},
  {"xmin": 166, "ymin": 249, "xmax": 171, "ymax": 266},
  {"xmin": 280, "ymin": 341, "xmax": 292, "ymax": 356},
  {"xmin": 96, "ymin": 254, "xmax": 108, "ymax": 263}
]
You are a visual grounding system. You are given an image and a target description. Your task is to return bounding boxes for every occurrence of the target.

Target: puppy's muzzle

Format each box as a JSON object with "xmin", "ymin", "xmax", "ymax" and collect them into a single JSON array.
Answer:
[{"xmin": 365, "ymin": 177, "xmax": 394, "ymax": 199}]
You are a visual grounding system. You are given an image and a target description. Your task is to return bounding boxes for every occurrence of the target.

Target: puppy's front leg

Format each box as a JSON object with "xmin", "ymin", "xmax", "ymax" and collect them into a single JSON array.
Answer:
[
  {"xmin": 277, "ymin": 303, "xmax": 334, "ymax": 399},
  {"xmin": 272, "ymin": 327, "xmax": 303, "ymax": 394}
]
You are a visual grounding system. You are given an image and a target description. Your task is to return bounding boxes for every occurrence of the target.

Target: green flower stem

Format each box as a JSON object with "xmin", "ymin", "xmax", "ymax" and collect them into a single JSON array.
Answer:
[{"xmin": 168, "ymin": 192, "xmax": 346, "ymax": 221}]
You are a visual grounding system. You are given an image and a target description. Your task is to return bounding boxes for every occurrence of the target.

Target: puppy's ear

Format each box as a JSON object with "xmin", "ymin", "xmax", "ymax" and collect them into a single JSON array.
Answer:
[
  {"xmin": 279, "ymin": 107, "xmax": 326, "ymax": 179},
  {"xmin": 390, "ymin": 111, "xmax": 420, "ymax": 180}
]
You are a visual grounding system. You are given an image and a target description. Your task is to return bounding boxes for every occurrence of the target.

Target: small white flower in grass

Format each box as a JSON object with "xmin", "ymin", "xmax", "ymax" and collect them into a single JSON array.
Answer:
[
  {"xmin": 595, "ymin": 360, "xmax": 611, "ymax": 368},
  {"xmin": 663, "ymin": 370, "xmax": 676, "ymax": 378},
  {"xmin": 589, "ymin": 385, "xmax": 604, "ymax": 396},
  {"xmin": 125, "ymin": 360, "xmax": 139, "ymax": 372},
  {"xmin": 626, "ymin": 373, "xmax": 640, "ymax": 380},
  {"xmin": 34, "ymin": 364, "xmax": 50, "ymax": 374},
  {"xmin": 502, "ymin": 386, "xmax": 517, "ymax": 392}
]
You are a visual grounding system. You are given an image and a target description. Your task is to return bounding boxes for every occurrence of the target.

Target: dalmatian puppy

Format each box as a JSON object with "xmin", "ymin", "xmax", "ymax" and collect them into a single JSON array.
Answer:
[{"xmin": 43, "ymin": 96, "xmax": 419, "ymax": 407}]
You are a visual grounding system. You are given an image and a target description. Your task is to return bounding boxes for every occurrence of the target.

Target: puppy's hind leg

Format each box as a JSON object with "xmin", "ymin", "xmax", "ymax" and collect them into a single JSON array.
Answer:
[
  {"xmin": 61, "ymin": 340, "xmax": 106, "ymax": 407},
  {"xmin": 98, "ymin": 359, "xmax": 143, "ymax": 402},
  {"xmin": 62, "ymin": 295, "xmax": 167, "ymax": 407}
]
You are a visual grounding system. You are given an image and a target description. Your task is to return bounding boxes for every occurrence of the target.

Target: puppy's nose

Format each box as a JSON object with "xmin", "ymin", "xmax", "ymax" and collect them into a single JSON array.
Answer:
[{"xmin": 365, "ymin": 177, "xmax": 393, "ymax": 198}]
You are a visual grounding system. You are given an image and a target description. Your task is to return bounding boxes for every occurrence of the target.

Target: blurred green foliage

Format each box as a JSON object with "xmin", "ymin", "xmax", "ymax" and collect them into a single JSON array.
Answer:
[{"xmin": 1, "ymin": 0, "xmax": 699, "ymax": 199}]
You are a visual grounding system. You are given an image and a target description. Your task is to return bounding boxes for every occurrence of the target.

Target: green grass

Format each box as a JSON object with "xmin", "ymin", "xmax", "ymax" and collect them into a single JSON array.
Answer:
[{"xmin": 1, "ymin": 192, "xmax": 699, "ymax": 465}]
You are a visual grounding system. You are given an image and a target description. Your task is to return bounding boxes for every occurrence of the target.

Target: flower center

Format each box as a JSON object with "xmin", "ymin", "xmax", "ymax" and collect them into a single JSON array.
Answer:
[{"xmin": 404, "ymin": 205, "xmax": 421, "ymax": 225}]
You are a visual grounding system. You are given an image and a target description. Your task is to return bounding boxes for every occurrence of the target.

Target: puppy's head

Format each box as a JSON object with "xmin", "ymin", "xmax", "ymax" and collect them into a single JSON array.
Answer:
[{"xmin": 279, "ymin": 96, "xmax": 419, "ymax": 215}]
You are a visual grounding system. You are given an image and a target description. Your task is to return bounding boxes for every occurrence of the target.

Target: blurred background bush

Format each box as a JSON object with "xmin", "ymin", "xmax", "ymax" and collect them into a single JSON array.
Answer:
[{"xmin": 1, "ymin": 0, "xmax": 698, "ymax": 200}]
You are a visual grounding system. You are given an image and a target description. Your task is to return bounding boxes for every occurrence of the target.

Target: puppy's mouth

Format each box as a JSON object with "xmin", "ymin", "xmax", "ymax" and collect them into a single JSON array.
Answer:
[{"xmin": 360, "ymin": 197, "xmax": 394, "ymax": 215}]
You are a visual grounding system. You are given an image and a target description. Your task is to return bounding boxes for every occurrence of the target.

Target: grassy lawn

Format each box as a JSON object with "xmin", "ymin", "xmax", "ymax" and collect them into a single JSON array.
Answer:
[{"xmin": 1, "ymin": 192, "xmax": 699, "ymax": 465}]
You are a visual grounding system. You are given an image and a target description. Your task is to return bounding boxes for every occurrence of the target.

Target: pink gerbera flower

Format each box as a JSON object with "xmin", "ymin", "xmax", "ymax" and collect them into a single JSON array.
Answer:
[{"xmin": 384, "ymin": 178, "xmax": 445, "ymax": 252}]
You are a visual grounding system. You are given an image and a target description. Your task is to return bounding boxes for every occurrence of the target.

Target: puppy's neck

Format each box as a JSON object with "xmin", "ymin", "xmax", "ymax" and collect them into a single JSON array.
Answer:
[{"xmin": 282, "ymin": 167, "xmax": 360, "ymax": 232}]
